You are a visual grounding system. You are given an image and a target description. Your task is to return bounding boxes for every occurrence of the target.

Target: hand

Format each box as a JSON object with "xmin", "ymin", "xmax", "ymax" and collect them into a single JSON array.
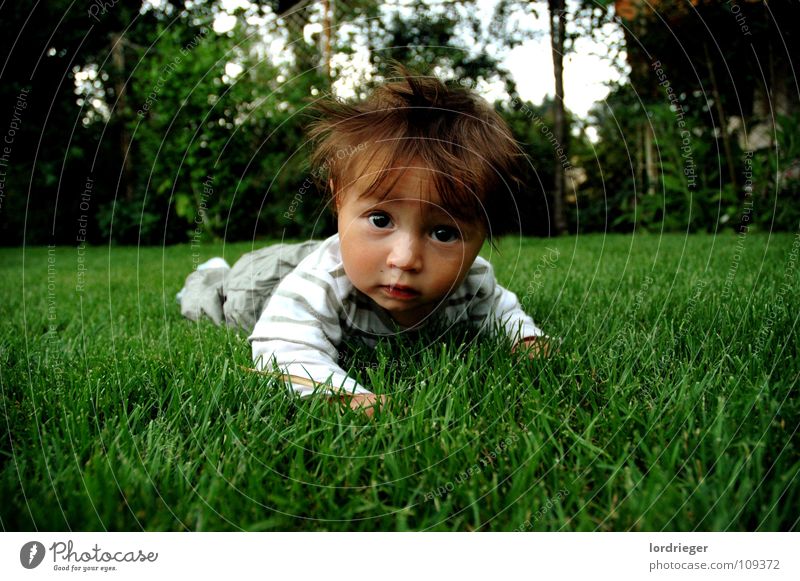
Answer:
[
  {"xmin": 330, "ymin": 393, "xmax": 388, "ymax": 418},
  {"xmin": 512, "ymin": 336, "xmax": 553, "ymax": 358},
  {"xmin": 239, "ymin": 368, "xmax": 390, "ymax": 417}
]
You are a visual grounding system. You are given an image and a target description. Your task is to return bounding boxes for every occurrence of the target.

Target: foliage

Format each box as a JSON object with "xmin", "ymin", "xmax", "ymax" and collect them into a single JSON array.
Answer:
[
  {"xmin": 581, "ymin": 82, "xmax": 800, "ymax": 234},
  {"xmin": 571, "ymin": 84, "xmax": 637, "ymax": 233},
  {"xmin": 100, "ymin": 20, "xmax": 331, "ymax": 244},
  {"xmin": 580, "ymin": 0, "xmax": 800, "ymax": 234},
  {"xmin": 2, "ymin": 0, "xmax": 798, "ymax": 245},
  {"xmin": 0, "ymin": 0, "xmax": 217, "ymax": 245},
  {"xmin": 635, "ymin": 102, "xmax": 723, "ymax": 233},
  {"xmin": 751, "ymin": 113, "xmax": 800, "ymax": 232},
  {"xmin": 498, "ymin": 97, "xmax": 589, "ymax": 236}
]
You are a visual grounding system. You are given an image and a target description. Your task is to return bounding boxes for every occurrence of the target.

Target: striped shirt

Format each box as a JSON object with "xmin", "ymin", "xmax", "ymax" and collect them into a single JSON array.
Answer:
[{"xmin": 248, "ymin": 234, "xmax": 543, "ymax": 396}]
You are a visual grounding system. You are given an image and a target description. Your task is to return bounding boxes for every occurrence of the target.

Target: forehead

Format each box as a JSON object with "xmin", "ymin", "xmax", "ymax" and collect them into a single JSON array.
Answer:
[
  {"xmin": 357, "ymin": 163, "xmax": 434, "ymax": 197},
  {"xmin": 346, "ymin": 165, "xmax": 456, "ymax": 216}
]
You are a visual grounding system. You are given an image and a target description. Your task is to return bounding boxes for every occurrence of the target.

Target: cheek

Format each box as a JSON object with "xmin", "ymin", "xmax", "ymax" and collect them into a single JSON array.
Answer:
[
  {"xmin": 341, "ymin": 233, "xmax": 383, "ymax": 281},
  {"xmin": 434, "ymin": 246, "xmax": 472, "ymax": 270},
  {"xmin": 432, "ymin": 247, "xmax": 478, "ymax": 288},
  {"xmin": 427, "ymin": 256, "xmax": 465, "ymax": 289}
]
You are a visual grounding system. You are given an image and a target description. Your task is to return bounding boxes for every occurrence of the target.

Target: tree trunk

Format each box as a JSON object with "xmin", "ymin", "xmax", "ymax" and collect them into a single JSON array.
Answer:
[
  {"xmin": 111, "ymin": 33, "xmax": 135, "ymax": 203},
  {"xmin": 323, "ymin": 0, "xmax": 332, "ymax": 81},
  {"xmin": 703, "ymin": 41, "xmax": 737, "ymax": 192},
  {"xmin": 645, "ymin": 122, "xmax": 656, "ymax": 196},
  {"xmin": 548, "ymin": 0, "xmax": 568, "ymax": 235}
]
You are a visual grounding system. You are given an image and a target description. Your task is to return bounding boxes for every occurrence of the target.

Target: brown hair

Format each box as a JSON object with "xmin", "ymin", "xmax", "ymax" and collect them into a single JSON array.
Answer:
[{"xmin": 307, "ymin": 64, "xmax": 523, "ymax": 237}]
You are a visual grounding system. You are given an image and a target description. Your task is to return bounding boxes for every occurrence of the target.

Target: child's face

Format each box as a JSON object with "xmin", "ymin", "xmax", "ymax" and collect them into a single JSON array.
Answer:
[{"xmin": 337, "ymin": 164, "xmax": 486, "ymax": 328}]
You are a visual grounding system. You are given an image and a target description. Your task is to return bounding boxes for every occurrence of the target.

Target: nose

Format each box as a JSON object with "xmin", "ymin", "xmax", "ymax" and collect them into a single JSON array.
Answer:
[{"xmin": 386, "ymin": 233, "xmax": 422, "ymax": 272}]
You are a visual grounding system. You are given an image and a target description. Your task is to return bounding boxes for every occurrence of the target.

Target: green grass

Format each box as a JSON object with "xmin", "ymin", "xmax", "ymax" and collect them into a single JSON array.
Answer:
[{"xmin": 1, "ymin": 232, "xmax": 798, "ymax": 531}]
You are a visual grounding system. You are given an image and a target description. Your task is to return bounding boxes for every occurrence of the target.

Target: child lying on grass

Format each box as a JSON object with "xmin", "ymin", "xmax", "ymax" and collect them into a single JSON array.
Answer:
[{"xmin": 179, "ymin": 65, "xmax": 550, "ymax": 416}]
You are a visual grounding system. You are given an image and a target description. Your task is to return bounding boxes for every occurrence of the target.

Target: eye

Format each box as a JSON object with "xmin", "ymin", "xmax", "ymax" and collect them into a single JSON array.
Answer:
[
  {"xmin": 431, "ymin": 226, "xmax": 460, "ymax": 243},
  {"xmin": 367, "ymin": 212, "xmax": 392, "ymax": 229}
]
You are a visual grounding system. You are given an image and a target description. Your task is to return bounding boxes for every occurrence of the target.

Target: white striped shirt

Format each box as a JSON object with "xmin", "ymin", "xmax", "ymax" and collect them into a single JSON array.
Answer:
[{"xmin": 248, "ymin": 234, "xmax": 543, "ymax": 396}]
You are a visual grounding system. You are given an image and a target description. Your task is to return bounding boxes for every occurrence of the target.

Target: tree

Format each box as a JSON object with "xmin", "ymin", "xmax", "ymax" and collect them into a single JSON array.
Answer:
[
  {"xmin": 0, "ymin": 0, "xmax": 212, "ymax": 245},
  {"xmin": 492, "ymin": 0, "xmax": 616, "ymax": 235},
  {"xmin": 613, "ymin": 0, "xmax": 800, "ymax": 231},
  {"xmin": 548, "ymin": 0, "xmax": 568, "ymax": 235}
]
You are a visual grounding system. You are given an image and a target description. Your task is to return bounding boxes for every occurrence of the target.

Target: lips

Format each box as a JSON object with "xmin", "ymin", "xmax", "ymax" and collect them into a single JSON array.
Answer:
[{"xmin": 381, "ymin": 284, "xmax": 420, "ymax": 299}]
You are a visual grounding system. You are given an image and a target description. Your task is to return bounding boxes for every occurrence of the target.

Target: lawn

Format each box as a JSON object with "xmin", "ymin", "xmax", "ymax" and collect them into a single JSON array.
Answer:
[{"xmin": 1, "ymin": 232, "xmax": 798, "ymax": 531}]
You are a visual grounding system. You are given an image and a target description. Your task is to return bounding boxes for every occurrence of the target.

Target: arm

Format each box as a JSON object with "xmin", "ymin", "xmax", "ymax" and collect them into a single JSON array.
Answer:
[
  {"xmin": 488, "ymin": 286, "xmax": 553, "ymax": 358},
  {"xmin": 248, "ymin": 268, "xmax": 373, "ymax": 398},
  {"xmin": 467, "ymin": 258, "xmax": 551, "ymax": 357},
  {"xmin": 239, "ymin": 367, "xmax": 386, "ymax": 417}
]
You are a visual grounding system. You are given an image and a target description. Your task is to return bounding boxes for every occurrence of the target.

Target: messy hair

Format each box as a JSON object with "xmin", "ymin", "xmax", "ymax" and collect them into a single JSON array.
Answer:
[{"xmin": 307, "ymin": 63, "xmax": 524, "ymax": 236}]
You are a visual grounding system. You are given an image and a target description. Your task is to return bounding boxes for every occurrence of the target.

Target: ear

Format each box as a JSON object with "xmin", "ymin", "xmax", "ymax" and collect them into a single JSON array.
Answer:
[{"xmin": 329, "ymin": 179, "xmax": 339, "ymax": 212}]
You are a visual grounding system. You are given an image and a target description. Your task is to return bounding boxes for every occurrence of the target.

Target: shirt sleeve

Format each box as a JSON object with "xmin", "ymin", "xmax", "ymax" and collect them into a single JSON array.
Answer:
[
  {"xmin": 466, "ymin": 258, "xmax": 545, "ymax": 343},
  {"xmin": 247, "ymin": 268, "xmax": 373, "ymax": 397}
]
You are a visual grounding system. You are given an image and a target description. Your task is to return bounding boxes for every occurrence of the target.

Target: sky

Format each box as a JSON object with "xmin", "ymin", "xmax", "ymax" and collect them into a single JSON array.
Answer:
[
  {"xmin": 212, "ymin": 0, "xmax": 628, "ymax": 120},
  {"xmin": 489, "ymin": 3, "xmax": 627, "ymax": 118}
]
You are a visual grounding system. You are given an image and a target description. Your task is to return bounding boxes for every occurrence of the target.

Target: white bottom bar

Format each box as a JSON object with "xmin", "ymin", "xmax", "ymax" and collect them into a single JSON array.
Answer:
[{"xmin": 2, "ymin": 532, "xmax": 797, "ymax": 580}]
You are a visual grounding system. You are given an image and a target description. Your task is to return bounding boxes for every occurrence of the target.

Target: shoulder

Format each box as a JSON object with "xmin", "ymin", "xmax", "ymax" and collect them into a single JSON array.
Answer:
[
  {"xmin": 280, "ymin": 233, "xmax": 353, "ymax": 305},
  {"xmin": 459, "ymin": 255, "xmax": 497, "ymax": 299},
  {"xmin": 292, "ymin": 233, "xmax": 340, "ymax": 272}
]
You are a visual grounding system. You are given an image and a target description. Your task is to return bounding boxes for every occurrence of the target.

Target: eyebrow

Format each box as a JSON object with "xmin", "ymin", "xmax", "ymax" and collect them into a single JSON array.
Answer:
[{"xmin": 351, "ymin": 178, "xmax": 483, "ymax": 224}]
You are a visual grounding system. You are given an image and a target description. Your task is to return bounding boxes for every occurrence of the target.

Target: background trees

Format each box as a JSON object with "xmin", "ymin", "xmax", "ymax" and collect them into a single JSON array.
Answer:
[
  {"xmin": 586, "ymin": 0, "xmax": 800, "ymax": 233},
  {"xmin": 0, "ymin": 0, "xmax": 797, "ymax": 245}
]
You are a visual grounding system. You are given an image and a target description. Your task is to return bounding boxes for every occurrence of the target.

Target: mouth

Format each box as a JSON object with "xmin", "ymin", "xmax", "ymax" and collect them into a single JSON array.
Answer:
[{"xmin": 380, "ymin": 284, "xmax": 420, "ymax": 300}]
